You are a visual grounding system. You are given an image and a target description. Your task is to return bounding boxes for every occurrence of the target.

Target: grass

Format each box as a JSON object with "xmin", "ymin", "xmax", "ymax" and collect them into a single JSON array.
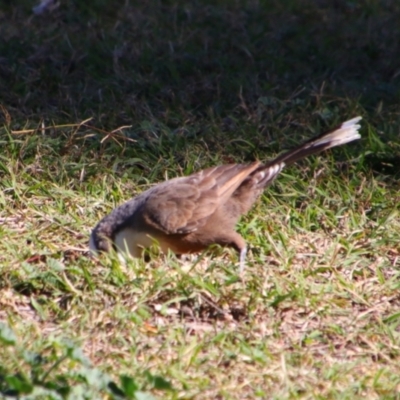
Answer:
[{"xmin": 1, "ymin": 0, "xmax": 400, "ymax": 398}]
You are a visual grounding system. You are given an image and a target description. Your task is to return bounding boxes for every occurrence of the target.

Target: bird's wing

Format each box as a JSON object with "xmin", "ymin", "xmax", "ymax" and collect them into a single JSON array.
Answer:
[{"xmin": 141, "ymin": 162, "xmax": 260, "ymax": 234}]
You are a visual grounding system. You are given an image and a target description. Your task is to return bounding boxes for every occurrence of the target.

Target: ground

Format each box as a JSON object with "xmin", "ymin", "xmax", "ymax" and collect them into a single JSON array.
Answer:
[{"xmin": 0, "ymin": 1, "xmax": 400, "ymax": 399}]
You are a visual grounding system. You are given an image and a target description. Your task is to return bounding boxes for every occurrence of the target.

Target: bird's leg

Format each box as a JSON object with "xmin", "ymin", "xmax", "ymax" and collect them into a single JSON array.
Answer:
[
  {"xmin": 207, "ymin": 229, "xmax": 247, "ymax": 273},
  {"xmin": 239, "ymin": 246, "xmax": 247, "ymax": 274}
]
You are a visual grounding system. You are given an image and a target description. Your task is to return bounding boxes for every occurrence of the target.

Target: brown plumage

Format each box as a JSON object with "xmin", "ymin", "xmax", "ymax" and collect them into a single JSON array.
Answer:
[{"xmin": 90, "ymin": 117, "xmax": 362, "ymax": 271}]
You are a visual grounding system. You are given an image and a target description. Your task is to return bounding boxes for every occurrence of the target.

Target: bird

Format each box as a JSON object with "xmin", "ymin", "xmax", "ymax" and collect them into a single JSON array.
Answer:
[{"xmin": 89, "ymin": 116, "xmax": 362, "ymax": 272}]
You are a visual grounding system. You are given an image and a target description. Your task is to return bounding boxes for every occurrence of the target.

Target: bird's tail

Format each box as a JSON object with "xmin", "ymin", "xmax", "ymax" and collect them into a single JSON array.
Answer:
[
  {"xmin": 271, "ymin": 116, "xmax": 362, "ymax": 167},
  {"xmin": 253, "ymin": 116, "xmax": 362, "ymax": 188}
]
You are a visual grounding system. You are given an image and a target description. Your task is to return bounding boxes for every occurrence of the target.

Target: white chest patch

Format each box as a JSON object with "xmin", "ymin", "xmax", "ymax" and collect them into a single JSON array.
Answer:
[{"xmin": 114, "ymin": 228, "xmax": 156, "ymax": 259}]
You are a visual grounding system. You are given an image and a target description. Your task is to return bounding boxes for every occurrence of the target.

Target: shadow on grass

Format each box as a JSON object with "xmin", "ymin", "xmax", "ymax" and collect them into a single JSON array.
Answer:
[{"xmin": 0, "ymin": 0, "xmax": 399, "ymax": 124}]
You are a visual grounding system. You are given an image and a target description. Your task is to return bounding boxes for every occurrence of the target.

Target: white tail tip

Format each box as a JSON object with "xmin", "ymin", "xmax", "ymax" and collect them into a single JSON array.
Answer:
[
  {"xmin": 341, "ymin": 116, "xmax": 362, "ymax": 129},
  {"xmin": 314, "ymin": 116, "xmax": 362, "ymax": 148}
]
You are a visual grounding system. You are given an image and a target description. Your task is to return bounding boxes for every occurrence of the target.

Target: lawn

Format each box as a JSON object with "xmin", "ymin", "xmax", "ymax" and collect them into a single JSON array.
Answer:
[{"xmin": 1, "ymin": 1, "xmax": 400, "ymax": 399}]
